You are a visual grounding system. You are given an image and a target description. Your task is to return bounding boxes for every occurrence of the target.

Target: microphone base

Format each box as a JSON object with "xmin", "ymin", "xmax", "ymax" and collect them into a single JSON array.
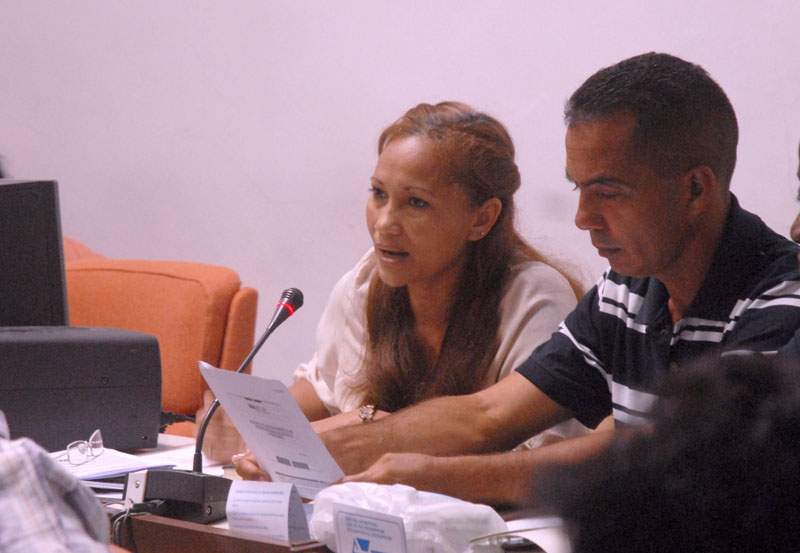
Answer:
[{"xmin": 142, "ymin": 468, "xmax": 232, "ymax": 524}]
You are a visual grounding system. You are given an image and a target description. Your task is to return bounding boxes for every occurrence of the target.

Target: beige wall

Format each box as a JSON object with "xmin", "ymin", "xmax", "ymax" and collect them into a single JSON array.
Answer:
[{"xmin": 2, "ymin": 1, "xmax": 799, "ymax": 383}]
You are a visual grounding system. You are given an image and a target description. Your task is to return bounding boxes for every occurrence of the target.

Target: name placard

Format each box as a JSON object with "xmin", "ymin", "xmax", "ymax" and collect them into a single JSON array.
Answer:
[{"xmin": 225, "ymin": 481, "xmax": 310, "ymax": 542}]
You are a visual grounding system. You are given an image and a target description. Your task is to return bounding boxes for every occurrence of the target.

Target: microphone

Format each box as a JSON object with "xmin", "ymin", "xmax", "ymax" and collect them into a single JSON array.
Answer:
[
  {"xmin": 137, "ymin": 288, "xmax": 303, "ymax": 523},
  {"xmin": 193, "ymin": 287, "xmax": 303, "ymax": 472}
]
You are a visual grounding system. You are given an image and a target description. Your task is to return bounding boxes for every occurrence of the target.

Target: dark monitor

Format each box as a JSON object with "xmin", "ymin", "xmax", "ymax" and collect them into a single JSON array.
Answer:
[{"xmin": 0, "ymin": 179, "xmax": 69, "ymax": 326}]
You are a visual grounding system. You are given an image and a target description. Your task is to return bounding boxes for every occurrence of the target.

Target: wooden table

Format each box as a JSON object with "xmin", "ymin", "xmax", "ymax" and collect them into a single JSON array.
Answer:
[
  {"xmin": 107, "ymin": 434, "xmax": 327, "ymax": 552},
  {"xmin": 115, "ymin": 513, "xmax": 329, "ymax": 553},
  {"xmin": 110, "ymin": 436, "xmax": 553, "ymax": 552}
]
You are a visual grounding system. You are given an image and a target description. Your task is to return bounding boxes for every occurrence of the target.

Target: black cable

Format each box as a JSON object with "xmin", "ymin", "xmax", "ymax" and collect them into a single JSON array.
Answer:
[
  {"xmin": 159, "ymin": 411, "xmax": 196, "ymax": 433},
  {"xmin": 124, "ymin": 514, "xmax": 138, "ymax": 553},
  {"xmin": 111, "ymin": 510, "xmax": 135, "ymax": 553},
  {"xmin": 110, "ymin": 500, "xmax": 169, "ymax": 552}
]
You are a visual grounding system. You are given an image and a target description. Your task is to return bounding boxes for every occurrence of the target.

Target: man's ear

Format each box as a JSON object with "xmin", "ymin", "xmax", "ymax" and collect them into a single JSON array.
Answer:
[
  {"xmin": 469, "ymin": 198, "xmax": 502, "ymax": 241},
  {"xmin": 685, "ymin": 166, "xmax": 717, "ymax": 215}
]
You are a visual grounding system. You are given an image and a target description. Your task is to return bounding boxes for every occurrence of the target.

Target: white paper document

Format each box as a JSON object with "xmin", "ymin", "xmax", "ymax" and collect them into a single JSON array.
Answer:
[{"xmin": 199, "ymin": 362, "xmax": 344, "ymax": 499}]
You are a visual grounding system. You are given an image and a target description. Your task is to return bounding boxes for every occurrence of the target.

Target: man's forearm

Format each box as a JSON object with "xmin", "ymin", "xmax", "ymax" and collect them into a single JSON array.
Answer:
[
  {"xmin": 321, "ymin": 374, "xmax": 573, "ymax": 475},
  {"xmin": 408, "ymin": 430, "xmax": 616, "ymax": 508},
  {"xmin": 321, "ymin": 393, "xmax": 505, "ymax": 474}
]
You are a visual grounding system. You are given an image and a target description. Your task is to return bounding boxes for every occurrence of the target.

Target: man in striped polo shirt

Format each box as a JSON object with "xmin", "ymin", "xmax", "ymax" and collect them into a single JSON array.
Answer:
[
  {"xmin": 241, "ymin": 53, "xmax": 800, "ymax": 507},
  {"xmin": 513, "ymin": 55, "xmax": 800, "ymax": 430}
]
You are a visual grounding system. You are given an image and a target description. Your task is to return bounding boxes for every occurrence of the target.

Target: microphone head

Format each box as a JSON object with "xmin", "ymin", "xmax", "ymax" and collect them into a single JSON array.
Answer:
[{"xmin": 280, "ymin": 288, "xmax": 304, "ymax": 312}]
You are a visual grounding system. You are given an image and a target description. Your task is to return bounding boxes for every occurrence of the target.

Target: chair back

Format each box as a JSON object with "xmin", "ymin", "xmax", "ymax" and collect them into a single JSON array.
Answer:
[{"xmin": 63, "ymin": 241, "xmax": 258, "ymax": 435}]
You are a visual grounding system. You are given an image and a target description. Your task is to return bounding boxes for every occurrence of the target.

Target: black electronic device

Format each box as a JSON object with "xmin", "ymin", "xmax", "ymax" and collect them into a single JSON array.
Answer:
[
  {"xmin": 0, "ymin": 179, "xmax": 69, "ymax": 326},
  {"xmin": 0, "ymin": 326, "xmax": 162, "ymax": 452},
  {"xmin": 141, "ymin": 469, "xmax": 233, "ymax": 524}
]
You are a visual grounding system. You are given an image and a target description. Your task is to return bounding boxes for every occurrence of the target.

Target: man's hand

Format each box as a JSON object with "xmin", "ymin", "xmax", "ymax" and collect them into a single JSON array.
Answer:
[
  {"xmin": 343, "ymin": 452, "xmax": 436, "ymax": 487},
  {"xmin": 341, "ymin": 451, "xmax": 523, "ymax": 507},
  {"xmin": 339, "ymin": 429, "xmax": 619, "ymax": 508}
]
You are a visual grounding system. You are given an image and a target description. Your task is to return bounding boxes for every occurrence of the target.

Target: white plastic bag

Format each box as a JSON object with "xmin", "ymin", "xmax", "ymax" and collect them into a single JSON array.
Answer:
[{"xmin": 310, "ymin": 482, "xmax": 508, "ymax": 553}]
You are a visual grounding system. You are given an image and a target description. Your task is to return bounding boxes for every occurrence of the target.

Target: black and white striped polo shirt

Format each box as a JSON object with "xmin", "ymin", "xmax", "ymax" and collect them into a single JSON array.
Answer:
[{"xmin": 517, "ymin": 195, "xmax": 800, "ymax": 429}]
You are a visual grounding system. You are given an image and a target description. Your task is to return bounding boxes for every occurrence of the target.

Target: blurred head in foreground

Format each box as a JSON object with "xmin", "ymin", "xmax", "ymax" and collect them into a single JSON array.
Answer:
[{"xmin": 541, "ymin": 352, "xmax": 800, "ymax": 553}]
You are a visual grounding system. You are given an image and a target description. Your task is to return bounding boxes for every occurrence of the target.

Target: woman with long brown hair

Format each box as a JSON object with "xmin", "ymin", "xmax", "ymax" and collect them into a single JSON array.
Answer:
[
  {"xmin": 285, "ymin": 101, "xmax": 585, "ymax": 438},
  {"xmin": 216, "ymin": 102, "xmax": 587, "ymax": 466}
]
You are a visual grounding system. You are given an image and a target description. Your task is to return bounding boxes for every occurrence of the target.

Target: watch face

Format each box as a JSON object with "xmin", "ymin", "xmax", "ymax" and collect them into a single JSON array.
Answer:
[{"xmin": 359, "ymin": 404, "xmax": 375, "ymax": 422}]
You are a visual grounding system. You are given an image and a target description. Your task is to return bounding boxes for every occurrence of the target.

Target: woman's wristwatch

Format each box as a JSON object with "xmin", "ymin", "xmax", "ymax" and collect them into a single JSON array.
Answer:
[{"xmin": 359, "ymin": 404, "xmax": 376, "ymax": 423}]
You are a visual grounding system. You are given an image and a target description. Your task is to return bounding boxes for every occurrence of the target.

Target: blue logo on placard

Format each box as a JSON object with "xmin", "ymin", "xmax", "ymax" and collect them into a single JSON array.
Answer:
[{"xmin": 353, "ymin": 538, "xmax": 370, "ymax": 553}]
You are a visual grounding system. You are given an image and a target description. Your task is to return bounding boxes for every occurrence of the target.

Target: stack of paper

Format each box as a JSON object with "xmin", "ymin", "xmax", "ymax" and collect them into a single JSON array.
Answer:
[
  {"xmin": 51, "ymin": 447, "xmax": 176, "ymax": 502},
  {"xmin": 51, "ymin": 447, "xmax": 175, "ymax": 481}
]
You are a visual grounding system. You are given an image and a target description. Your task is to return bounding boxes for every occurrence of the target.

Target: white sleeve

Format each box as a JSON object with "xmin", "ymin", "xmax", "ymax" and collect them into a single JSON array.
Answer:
[{"xmin": 291, "ymin": 251, "xmax": 373, "ymax": 415}]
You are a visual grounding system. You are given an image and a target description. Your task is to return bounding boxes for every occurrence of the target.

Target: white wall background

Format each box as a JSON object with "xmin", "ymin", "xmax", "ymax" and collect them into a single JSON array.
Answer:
[{"xmin": 2, "ymin": 1, "xmax": 799, "ymax": 384}]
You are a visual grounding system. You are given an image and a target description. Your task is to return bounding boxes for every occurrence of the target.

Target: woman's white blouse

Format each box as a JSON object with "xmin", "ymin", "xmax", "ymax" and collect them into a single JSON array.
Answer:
[{"xmin": 293, "ymin": 249, "xmax": 589, "ymax": 446}]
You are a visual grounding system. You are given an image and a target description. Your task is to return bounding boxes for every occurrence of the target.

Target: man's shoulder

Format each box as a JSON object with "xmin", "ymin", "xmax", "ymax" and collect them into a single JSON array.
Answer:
[
  {"xmin": 703, "ymin": 201, "xmax": 800, "ymax": 351},
  {"xmin": 729, "ymin": 200, "xmax": 798, "ymax": 265},
  {"xmin": 732, "ymin": 213, "xmax": 799, "ymax": 297},
  {"xmin": 705, "ymin": 198, "xmax": 800, "ymax": 302}
]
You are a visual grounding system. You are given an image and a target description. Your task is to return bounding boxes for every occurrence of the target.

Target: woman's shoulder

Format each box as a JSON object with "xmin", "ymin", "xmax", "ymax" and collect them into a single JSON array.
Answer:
[
  {"xmin": 327, "ymin": 248, "xmax": 376, "ymax": 311},
  {"xmin": 338, "ymin": 248, "xmax": 377, "ymax": 292},
  {"xmin": 351, "ymin": 248, "xmax": 378, "ymax": 285},
  {"xmin": 506, "ymin": 258, "xmax": 578, "ymax": 299}
]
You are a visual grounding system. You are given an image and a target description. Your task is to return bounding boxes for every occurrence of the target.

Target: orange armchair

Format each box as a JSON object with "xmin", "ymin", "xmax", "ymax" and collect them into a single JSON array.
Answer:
[{"xmin": 62, "ymin": 237, "xmax": 258, "ymax": 436}]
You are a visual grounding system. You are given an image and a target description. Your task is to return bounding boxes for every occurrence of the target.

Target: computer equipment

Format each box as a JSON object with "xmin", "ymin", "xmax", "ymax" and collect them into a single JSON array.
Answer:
[
  {"xmin": 0, "ymin": 179, "xmax": 163, "ymax": 452},
  {"xmin": 0, "ymin": 179, "xmax": 69, "ymax": 326},
  {"xmin": 0, "ymin": 326, "xmax": 162, "ymax": 451}
]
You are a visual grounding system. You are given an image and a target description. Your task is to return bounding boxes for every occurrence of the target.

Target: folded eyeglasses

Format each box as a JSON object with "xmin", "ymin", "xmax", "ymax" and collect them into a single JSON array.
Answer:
[{"xmin": 56, "ymin": 429, "xmax": 104, "ymax": 466}]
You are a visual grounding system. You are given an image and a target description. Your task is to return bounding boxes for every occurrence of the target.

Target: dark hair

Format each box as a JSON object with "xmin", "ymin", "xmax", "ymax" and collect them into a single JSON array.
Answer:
[
  {"xmin": 358, "ymin": 102, "xmax": 583, "ymax": 412},
  {"xmin": 564, "ymin": 52, "xmax": 739, "ymax": 188},
  {"xmin": 541, "ymin": 353, "xmax": 800, "ymax": 553}
]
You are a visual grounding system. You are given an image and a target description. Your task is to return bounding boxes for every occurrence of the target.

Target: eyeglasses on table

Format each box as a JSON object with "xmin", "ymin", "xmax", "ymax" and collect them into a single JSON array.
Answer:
[{"xmin": 56, "ymin": 428, "xmax": 104, "ymax": 466}]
